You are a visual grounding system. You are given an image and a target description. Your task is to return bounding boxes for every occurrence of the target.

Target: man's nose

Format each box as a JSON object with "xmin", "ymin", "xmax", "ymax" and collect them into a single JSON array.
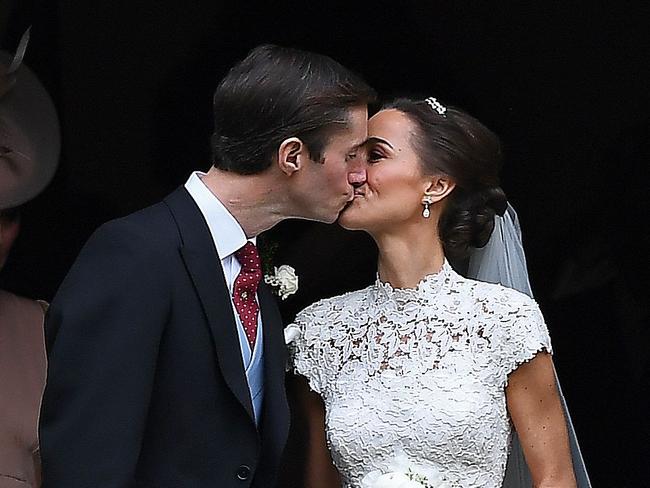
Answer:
[{"xmin": 347, "ymin": 158, "xmax": 367, "ymax": 186}]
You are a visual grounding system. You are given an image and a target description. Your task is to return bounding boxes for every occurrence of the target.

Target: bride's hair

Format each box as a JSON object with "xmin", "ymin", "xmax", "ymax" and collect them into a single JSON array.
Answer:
[{"xmin": 384, "ymin": 98, "xmax": 508, "ymax": 259}]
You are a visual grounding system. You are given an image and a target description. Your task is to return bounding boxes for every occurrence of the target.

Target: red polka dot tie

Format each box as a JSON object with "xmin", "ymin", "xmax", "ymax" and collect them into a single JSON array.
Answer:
[{"xmin": 233, "ymin": 242, "xmax": 262, "ymax": 348}]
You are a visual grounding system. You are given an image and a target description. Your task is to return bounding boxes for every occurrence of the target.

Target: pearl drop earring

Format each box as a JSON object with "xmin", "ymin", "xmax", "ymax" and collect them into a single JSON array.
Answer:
[{"xmin": 422, "ymin": 200, "xmax": 432, "ymax": 218}]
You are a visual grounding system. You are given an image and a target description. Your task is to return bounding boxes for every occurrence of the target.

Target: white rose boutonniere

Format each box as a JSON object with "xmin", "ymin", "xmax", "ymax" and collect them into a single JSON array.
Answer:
[
  {"xmin": 360, "ymin": 451, "xmax": 452, "ymax": 488},
  {"xmin": 283, "ymin": 323, "xmax": 301, "ymax": 345},
  {"xmin": 264, "ymin": 265, "xmax": 299, "ymax": 300}
]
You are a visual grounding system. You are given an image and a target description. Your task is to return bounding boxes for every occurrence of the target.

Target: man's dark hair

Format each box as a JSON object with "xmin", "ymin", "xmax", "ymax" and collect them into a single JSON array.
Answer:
[{"xmin": 211, "ymin": 44, "xmax": 376, "ymax": 174}]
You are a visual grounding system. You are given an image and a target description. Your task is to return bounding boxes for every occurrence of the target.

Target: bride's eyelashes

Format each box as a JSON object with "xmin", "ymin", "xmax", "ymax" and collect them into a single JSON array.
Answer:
[{"xmin": 367, "ymin": 148, "xmax": 386, "ymax": 163}]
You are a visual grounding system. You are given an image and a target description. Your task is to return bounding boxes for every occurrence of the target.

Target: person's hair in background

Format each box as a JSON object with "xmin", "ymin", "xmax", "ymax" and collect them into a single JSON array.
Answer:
[
  {"xmin": 211, "ymin": 44, "xmax": 376, "ymax": 175},
  {"xmin": 383, "ymin": 98, "xmax": 508, "ymax": 259}
]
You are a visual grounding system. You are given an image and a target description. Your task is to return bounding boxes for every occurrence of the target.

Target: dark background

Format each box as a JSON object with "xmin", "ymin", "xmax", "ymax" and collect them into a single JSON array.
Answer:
[{"xmin": 2, "ymin": 1, "xmax": 648, "ymax": 485}]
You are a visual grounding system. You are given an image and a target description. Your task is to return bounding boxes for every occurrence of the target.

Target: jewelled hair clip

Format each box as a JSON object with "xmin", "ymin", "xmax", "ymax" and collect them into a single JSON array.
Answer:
[{"xmin": 424, "ymin": 97, "xmax": 447, "ymax": 116}]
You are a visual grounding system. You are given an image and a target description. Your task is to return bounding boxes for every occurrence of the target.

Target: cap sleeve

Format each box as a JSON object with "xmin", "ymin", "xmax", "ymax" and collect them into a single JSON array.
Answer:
[
  {"xmin": 498, "ymin": 294, "xmax": 553, "ymax": 387},
  {"xmin": 287, "ymin": 304, "xmax": 329, "ymax": 395}
]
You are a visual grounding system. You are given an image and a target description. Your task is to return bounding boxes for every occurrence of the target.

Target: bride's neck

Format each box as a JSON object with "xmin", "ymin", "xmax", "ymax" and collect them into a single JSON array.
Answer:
[{"xmin": 373, "ymin": 225, "xmax": 446, "ymax": 289}]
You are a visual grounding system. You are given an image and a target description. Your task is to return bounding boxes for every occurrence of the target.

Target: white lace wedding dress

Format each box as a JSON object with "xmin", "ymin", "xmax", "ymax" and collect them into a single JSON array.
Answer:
[{"xmin": 289, "ymin": 260, "xmax": 552, "ymax": 488}]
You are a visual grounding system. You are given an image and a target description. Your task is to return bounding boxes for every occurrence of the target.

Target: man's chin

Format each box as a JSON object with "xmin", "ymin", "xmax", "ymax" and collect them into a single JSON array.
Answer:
[
  {"xmin": 316, "ymin": 206, "xmax": 342, "ymax": 225},
  {"xmin": 337, "ymin": 206, "xmax": 364, "ymax": 230}
]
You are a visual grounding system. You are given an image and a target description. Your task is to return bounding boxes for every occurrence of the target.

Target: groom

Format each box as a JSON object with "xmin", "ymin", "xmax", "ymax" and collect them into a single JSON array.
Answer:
[{"xmin": 39, "ymin": 44, "xmax": 375, "ymax": 488}]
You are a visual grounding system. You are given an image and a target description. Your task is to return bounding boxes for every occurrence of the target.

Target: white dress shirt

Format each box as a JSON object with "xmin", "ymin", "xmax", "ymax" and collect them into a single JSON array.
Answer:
[{"xmin": 184, "ymin": 171, "xmax": 264, "ymax": 423}]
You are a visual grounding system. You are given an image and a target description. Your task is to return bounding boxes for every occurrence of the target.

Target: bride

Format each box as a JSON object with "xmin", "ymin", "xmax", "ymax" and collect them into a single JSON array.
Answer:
[{"xmin": 287, "ymin": 97, "xmax": 587, "ymax": 487}]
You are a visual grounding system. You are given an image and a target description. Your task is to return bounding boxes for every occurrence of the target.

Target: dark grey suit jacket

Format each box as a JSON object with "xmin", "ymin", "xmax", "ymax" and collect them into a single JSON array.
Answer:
[{"xmin": 40, "ymin": 187, "xmax": 290, "ymax": 487}]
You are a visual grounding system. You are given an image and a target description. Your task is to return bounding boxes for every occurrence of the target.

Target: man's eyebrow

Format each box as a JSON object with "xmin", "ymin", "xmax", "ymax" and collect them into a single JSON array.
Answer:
[
  {"xmin": 349, "ymin": 140, "xmax": 367, "ymax": 152},
  {"xmin": 363, "ymin": 136, "xmax": 394, "ymax": 149}
]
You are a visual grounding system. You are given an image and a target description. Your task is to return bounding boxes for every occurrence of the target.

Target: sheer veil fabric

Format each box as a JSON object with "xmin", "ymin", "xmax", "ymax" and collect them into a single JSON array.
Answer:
[{"xmin": 467, "ymin": 204, "xmax": 591, "ymax": 488}]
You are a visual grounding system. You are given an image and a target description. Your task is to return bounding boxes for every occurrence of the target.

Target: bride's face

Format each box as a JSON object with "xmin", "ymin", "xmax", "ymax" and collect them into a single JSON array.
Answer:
[{"xmin": 339, "ymin": 109, "xmax": 431, "ymax": 233}]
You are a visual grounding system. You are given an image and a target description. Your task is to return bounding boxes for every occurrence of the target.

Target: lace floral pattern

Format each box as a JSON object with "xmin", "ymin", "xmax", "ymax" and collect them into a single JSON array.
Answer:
[{"xmin": 289, "ymin": 261, "xmax": 552, "ymax": 488}]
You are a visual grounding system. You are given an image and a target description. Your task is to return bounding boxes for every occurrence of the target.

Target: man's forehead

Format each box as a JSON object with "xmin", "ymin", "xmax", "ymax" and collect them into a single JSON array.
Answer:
[
  {"xmin": 350, "ymin": 126, "xmax": 370, "ymax": 149},
  {"xmin": 331, "ymin": 128, "xmax": 366, "ymax": 150}
]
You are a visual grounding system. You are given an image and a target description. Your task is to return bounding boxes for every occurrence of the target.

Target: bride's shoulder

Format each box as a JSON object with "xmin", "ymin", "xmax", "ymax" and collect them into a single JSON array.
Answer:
[
  {"xmin": 456, "ymin": 278, "xmax": 551, "ymax": 358},
  {"xmin": 287, "ymin": 286, "xmax": 373, "ymax": 364},
  {"xmin": 456, "ymin": 275, "xmax": 540, "ymax": 316},
  {"xmin": 294, "ymin": 285, "xmax": 373, "ymax": 324}
]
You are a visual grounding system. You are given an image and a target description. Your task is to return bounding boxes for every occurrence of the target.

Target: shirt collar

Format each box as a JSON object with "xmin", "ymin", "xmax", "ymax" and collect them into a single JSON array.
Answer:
[{"xmin": 184, "ymin": 171, "xmax": 255, "ymax": 259}]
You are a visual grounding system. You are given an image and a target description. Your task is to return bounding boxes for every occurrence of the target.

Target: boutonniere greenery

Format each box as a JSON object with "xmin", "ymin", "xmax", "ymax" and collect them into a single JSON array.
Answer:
[{"xmin": 258, "ymin": 234, "xmax": 299, "ymax": 300}]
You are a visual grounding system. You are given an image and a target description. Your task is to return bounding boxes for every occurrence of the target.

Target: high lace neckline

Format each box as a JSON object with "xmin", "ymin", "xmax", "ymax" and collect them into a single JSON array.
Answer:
[{"xmin": 373, "ymin": 259, "xmax": 454, "ymax": 303}]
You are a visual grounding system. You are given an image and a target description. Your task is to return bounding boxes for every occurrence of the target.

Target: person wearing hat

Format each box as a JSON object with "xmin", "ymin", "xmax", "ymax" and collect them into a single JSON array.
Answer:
[{"xmin": 0, "ymin": 35, "xmax": 59, "ymax": 488}]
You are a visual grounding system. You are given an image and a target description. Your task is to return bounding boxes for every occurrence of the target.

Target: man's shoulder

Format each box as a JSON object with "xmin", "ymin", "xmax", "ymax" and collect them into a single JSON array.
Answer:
[
  {"xmin": 72, "ymin": 197, "xmax": 184, "ymax": 273},
  {"xmin": 97, "ymin": 196, "xmax": 180, "ymax": 246}
]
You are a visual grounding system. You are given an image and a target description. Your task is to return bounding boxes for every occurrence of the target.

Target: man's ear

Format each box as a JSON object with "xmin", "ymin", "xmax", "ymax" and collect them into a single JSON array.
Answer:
[
  {"xmin": 423, "ymin": 175, "xmax": 456, "ymax": 203},
  {"xmin": 277, "ymin": 137, "xmax": 305, "ymax": 176}
]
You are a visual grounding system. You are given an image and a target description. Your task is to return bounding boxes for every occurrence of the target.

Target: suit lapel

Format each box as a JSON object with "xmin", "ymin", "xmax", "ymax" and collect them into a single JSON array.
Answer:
[{"xmin": 164, "ymin": 188, "xmax": 255, "ymax": 423}]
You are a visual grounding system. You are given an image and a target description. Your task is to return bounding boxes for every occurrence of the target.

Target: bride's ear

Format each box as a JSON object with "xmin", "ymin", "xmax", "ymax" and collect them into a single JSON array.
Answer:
[
  {"xmin": 423, "ymin": 175, "xmax": 456, "ymax": 203},
  {"xmin": 277, "ymin": 137, "xmax": 305, "ymax": 176}
]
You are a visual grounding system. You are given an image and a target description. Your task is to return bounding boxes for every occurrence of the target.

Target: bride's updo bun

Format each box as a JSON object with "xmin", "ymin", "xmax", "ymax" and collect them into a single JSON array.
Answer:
[{"xmin": 384, "ymin": 98, "xmax": 508, "ymax": 258}]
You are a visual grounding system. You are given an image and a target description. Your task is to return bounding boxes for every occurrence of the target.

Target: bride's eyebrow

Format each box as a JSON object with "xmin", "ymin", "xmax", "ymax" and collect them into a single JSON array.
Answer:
[{"xmin": 363, "ymin": 136, "xmax": 394, "ymax": 149}]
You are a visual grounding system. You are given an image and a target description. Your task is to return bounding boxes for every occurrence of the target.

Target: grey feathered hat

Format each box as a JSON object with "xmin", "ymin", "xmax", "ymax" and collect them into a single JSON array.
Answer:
[{"xmin": 0, "ymin": 29, "xmax": 60, "ymax": 209}]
